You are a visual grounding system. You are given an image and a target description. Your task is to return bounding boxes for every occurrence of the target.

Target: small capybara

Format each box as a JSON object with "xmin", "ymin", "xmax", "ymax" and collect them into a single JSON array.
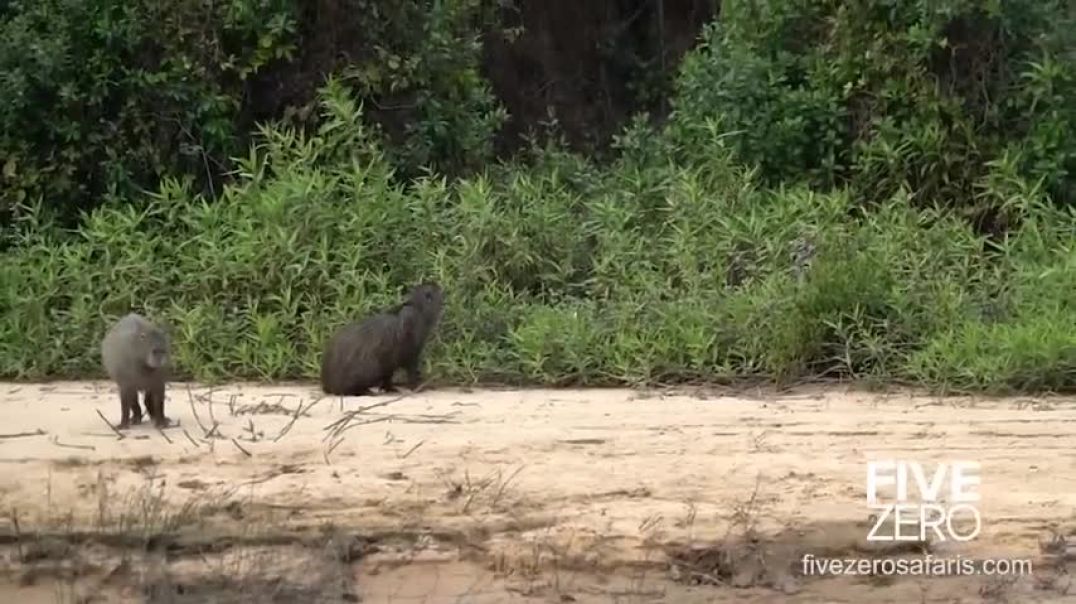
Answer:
[
  {"xmin": 320, "ymin": 282, "xmax": 444, "ymax": 396},
  {"xmin": 100, "ymin": 312, "xmax": 172, "ymax": 429}
]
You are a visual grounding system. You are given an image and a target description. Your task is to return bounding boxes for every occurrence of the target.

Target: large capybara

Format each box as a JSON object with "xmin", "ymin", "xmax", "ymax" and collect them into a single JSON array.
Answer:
[
  {"xmin": 320, "ymin": 282, "xmax": 444, "ymax": 396},
  {"xmin": 101, "ymin": 312, "xmax": 172, "ymax": 428}
]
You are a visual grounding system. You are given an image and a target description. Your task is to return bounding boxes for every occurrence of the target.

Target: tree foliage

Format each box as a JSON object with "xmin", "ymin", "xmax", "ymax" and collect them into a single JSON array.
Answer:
[{"xmin": 670, "ymin": 0, "xmax": 1076, "ymax": 225}]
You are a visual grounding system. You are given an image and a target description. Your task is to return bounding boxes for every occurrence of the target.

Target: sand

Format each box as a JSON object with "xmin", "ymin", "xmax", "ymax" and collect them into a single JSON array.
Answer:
[{"xmin": 0, "ymin": 381, "xmax": 1074, "ymax": 602}]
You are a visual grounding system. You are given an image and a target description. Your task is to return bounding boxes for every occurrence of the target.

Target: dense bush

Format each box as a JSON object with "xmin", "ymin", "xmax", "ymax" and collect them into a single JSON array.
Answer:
[
  {"xmin": 669, "ymin": 0, "xmax": 1076, "ymax": 221},
  {"xmin": 1, "ymin": 0, "xmax": 1075, "ymax": 393},
  {"xmin": 0, "ymin": 0, "xmax": 298, "ymax": 226},
  {"xmin": 0, "ymin": 0, "xmax": 504, "ymax": 229},
  {"xmin": 330, "ymin": 0, "xmax": 507, "ymax": 179},
  {"xmin": 2, "ymin": 81, "xmax": 1073, "ymax": 392}
]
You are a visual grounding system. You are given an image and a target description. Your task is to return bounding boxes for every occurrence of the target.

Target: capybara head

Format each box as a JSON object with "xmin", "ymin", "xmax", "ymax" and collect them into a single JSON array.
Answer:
[
  {"xmin": 409, "ymin": 282, "xmax": 444, "ymax": 318},
  {"xmin": 140, "ymin": 327, "xmax": 170, "ymax": 370}
]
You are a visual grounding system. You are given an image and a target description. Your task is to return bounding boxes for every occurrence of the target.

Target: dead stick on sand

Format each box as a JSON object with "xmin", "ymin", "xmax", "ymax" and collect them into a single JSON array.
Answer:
[
  {"xmin": 94, "ymin": 410, "xmax": 125, "ymax": 440},
  {"xmin": 322, "ymin": 392, "xmax": 411, "ymax": 441},
  {"xmin": 323, "ymin": 436, "xmax": 345, "ymax": 465},
  {"xmin": 10, "ymin": 508, "xmax": 23, "ymax": 561},
  {"xmin": 0, "ymin": 429, "xmax": 46, "ymax": 440},
  {"xmin": 388, "ymin": 414, "xmax": 459, "ymax": 425},
  {"xmin": 231, "ymin": 438, "xmax": 252, "ymax": 457},
  {"xmin": 397, "ymin": 440, "xmax": 425, "ymax": 459},
  {"xmin": 206, "ymin": 394, "xmax": 220, "ymax": 428},
  {"xmin": 291, "ymin": 398, "xmax": 307, "ymax": 418},
  {"xmin": 51, "ymin": 436, "xmax": 94, "ymax": 451},
  {"xmin": 186, "ymin": 384, "xmax": 209, "ymax": 436},
  {"xmin": 272, "ymin": 400, "xmax": 305, "ymax": 443},
  {"xmin": 327, "ymin": 416, "xmax": 393, "ymax": 442},
  {"xmin": 491, "ymin": 465, "xmax": 526, "ymax": 508},
  {"xmin": 182, "ymin": 429, "xmax": 201, "ymax": 448},
  {"xmin": 304, "ymin": 395, "xmax": 326, "ymax": 416}
]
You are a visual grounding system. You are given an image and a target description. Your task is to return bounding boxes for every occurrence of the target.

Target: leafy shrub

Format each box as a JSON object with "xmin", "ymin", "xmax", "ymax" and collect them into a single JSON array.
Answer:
[
  {"xmin": 5, "ymin": 82, "xmax": 1073, "ymax": 392},
  {"xmin": 2, "ymin": 2, "xmax": 1076, "ymax": 394},
  {"xmin": 907, "ymin": 198, "xmax": 1076, "ymax": 392}
]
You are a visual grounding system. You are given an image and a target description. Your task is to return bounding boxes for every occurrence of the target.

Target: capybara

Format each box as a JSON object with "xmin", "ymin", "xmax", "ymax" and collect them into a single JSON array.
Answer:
[
  {"xmin": 320, "ymin": 283, "xmax": 444, "ymax": 396},
  {"xmin": 101, "ymin": 312, "xmax": 172, "ymax": 428}
]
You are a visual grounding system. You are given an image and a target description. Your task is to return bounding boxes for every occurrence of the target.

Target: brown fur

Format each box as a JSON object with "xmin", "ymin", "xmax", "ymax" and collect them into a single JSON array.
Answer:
[
  {"xmin": 320, "ymin": 283, "xmax": 444, "ymax": 396},
  {"xmin": 100, "ymin": 313, "xmax": 172, "ymax": 429}
]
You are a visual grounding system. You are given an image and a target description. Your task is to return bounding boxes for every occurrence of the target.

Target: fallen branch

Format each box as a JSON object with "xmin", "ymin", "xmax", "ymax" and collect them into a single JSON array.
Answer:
[
  {"xmin": 322, "ymin": 392, "xmax": 411, "ymax": 441},
  {"xmin": 186, "ymin": 384, "xmax": 209, "ymax": 435},
  {"xmin": 207, "ymin": 393, "xmax": 220, "ymax": 428},
  {"xmin": 387, "ymin": 413, "xmax": 460, "ymax": 425},
  {"xmin": 272, "ymin": 399, "xmax": 306, "ymax": 443},
  {"xmin": 242, "ymin": 418, "xmax": 259, "ymax": 442},
  {"xmin": 324, "ymin": 436, "xmax": 345, "ymax": 465},
  {"xmin": 231, "ymin": 438, "xmax": 252, "ymax": 457},
  {"xmin": 326, "ymin": 416, "xmax": 393, "ymax": 442},
  {"xmin": 182, "ymin": 429, "xmax": 201, "ymax": 448},
  {"xmin": 0, "ymin": 429, "xmax": 46, "ymax": 440},
  {"xmin": 397, "ymin": 440, "xmax": 425, "ymax": 459},
  {"xmin": 51, "ymin": 436, "xmax": 94, "ymax": 451},
  {"xmin": 94, "ymin": 410, "xmax": 125, "ymax": 440},
  {"xmin": 304, "ymin": 395, "xmax": 327, "ymax": 416}
]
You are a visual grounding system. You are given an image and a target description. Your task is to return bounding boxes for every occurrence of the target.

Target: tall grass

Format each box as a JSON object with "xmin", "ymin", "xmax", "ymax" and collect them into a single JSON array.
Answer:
[{"xmin": 2, "ymin": 79, "xmax": 1074, "ymax": 393}]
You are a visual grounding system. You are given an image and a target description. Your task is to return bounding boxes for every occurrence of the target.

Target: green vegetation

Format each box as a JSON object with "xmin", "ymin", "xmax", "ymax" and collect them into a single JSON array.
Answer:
[{"xmin": 2, "ymin": 0, "xmax": 1075, "ymax": 393}]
